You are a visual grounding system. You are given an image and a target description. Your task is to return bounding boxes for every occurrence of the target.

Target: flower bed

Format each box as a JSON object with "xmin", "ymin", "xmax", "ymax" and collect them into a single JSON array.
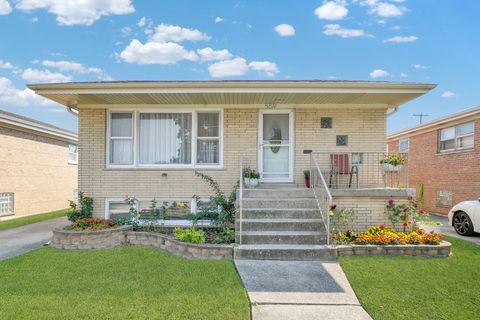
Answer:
[
  {"xmin": 51, "ymin": 225, "xmax": 132, "ymax": 250},
  {"xmin": 336, "ymin": 241, "xmax": 451, "ymax": 257},
  {"xmin": 64, "ymin": 218, "xmax": 117, "ymax": 231}
]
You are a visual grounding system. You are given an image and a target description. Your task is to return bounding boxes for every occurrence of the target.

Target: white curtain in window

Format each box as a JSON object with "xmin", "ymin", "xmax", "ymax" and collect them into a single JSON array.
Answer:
[
  {"xmin": 139, "ymin": 113, "xmax": 192, "ymax": 164},
  {"xmin": 110, "ymin": 140, "xmax": 133, "ymax": 164}
]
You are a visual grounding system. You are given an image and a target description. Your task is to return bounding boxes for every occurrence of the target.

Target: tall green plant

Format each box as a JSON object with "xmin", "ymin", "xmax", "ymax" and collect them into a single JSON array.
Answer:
[
  {"xmin": 67, "ymin": 192, "xmax": 93, "ymax": 222},
  {"xmin": 194, "ymin": 172, "xmax": 238, "ymax": 227}
]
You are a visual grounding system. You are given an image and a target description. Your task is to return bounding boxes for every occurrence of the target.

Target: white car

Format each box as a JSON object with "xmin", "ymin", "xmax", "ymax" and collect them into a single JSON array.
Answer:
[{"xmin": 448, "ymin": 199, "xmax": 480, "ymax": 236}]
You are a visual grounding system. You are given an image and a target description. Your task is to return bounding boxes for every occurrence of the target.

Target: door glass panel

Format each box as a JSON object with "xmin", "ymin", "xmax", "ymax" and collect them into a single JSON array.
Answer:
[{"xmin": 262, "ymin": 113, "xmax": 290, "ymax": 180}]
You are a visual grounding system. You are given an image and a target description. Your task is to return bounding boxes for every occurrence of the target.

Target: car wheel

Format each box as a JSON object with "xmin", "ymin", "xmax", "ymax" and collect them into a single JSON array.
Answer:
[{"xmin": 453, "ymin": 211, "xmax": 474, "ymax": 236}]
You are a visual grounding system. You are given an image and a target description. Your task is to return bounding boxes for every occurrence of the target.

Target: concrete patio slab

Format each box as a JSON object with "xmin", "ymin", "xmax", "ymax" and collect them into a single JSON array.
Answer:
[{"xmin": 235, "ymin": 259, "xmax": 372, "ymax": 319}]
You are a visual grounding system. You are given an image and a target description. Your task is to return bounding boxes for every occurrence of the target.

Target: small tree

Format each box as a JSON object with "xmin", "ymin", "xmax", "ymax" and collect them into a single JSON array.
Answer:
[{"xmin": 67, "ymin": 192, "xmax": 93, "ymax": 222}]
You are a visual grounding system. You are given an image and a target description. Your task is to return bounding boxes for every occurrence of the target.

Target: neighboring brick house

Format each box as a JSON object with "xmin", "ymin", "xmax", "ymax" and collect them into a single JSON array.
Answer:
[
  {"xmin": 0, "ymin": 109, "xmax": 78, "ymax": 219},
  {"xmin": 387, "ymin": 106, "xmax": 480, "ymax": 215},
  {"xmin": 28, "ymin": 80, "xmax": 435, "ymax": 230}
]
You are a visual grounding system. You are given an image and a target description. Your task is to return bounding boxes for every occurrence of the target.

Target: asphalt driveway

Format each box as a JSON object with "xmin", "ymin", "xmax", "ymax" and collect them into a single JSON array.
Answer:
[
  {"xmin": 0, "ymin": 216, "xmax": 68, "ymax": 260},
  {"xmin": 431, "ymin": 214, "xmax": 480, "ymax": 245}
]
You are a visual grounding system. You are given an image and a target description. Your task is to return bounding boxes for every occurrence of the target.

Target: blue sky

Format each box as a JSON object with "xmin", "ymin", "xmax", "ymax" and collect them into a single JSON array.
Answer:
[{"xmin": 0, "ymin": 0, "xmax": 478, "ymax": 133}]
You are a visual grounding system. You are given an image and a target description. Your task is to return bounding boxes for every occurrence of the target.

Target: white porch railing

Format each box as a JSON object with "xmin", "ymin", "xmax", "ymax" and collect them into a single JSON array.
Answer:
[
  {"xmin": 238, "ymin": 154, "xmax": 244, "ymax": 245},
  {"xmin": 308, "ymin": 151, "xmax": 332, "ymax": 245}
]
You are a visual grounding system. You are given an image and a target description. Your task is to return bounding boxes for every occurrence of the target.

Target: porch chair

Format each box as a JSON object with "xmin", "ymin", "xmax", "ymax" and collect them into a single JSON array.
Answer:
[{"xmin": 328, "ymin": 154, "xmax": 359, "ymax": 188}]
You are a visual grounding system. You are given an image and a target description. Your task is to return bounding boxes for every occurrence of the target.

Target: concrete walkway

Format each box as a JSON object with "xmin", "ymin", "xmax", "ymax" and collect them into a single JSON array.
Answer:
[
  {"xmin": 431, "ymin": 215, "xmax": 480, "ymax": 245},
  {"xmin": 0, "ymin": 216, "xmax": 68, "ymax": 261},
  {"xmin": 235, "ymin": 260, "xmax": 372, "ymax": 320}
]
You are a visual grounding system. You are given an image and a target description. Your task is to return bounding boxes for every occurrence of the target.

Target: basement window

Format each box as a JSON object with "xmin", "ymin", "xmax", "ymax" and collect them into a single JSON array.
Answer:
[
  {"xmin": 336, "ymin": 135, "xmax": 348, "ymax": 146},
  {"xmin": 0, "ymin": 193, "xmax": 14, "ymax": 216},
  {"xmin": 321, "ymin": 117, "xmax": 333, "ymax": 129}
]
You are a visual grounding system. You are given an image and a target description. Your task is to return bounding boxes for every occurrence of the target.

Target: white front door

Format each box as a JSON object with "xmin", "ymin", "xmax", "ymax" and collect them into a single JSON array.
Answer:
[{"xmin": 258, "ymin": 110, "xmax": 294, "ymax": 182}]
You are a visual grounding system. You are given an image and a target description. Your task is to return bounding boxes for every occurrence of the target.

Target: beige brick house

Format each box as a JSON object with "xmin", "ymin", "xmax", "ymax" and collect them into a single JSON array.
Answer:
[
  {"xmin": 28, "ymin": 81, "xmax": 435, "ymax": 232},
  {"xmin": 0, "ymin": 109, "xmax": 78, "ymax": 219},
  {"xmin": 387, "ymin": 106, "xmax": 480, "ymax": 215}
]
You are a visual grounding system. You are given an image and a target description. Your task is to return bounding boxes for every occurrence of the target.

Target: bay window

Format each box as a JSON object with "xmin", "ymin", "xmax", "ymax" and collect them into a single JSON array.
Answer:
[
  {"xmin": 439, "ymin": 122, "xmax": 474, "ymax": 152},
  {"xmin": 107, "ymin": 110, "xmax": 222, "ymax": 168}
]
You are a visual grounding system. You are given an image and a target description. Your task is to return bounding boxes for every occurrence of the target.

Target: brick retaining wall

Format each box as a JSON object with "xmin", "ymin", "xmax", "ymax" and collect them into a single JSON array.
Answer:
[{"xmin": 337, "ymin": 240, "xmax": 451, "ymax": 257}]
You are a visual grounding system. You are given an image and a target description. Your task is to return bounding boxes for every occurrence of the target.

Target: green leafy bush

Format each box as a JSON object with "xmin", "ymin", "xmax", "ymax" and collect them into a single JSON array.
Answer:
[
  {"xmin": 213, "ymin": 227, "xmax": 235, "ymax": 244},
  {"xmin": 173, "ymin": 227, "xmax": 205, "ymax": 244},
  {"xmin": 67, "ymin": 192, "xmax": 93, "ymax": 222}
]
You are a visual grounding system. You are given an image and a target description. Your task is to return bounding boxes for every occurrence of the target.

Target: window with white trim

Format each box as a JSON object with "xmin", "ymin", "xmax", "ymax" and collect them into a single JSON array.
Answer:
[
  {"xmin": 439, "ymin": 122, "xmax": 474, "ymax": 152},
  {"xmin": 0, "ymin": 193, "xmax": 14, "ymax": 216},
  {"xmin": 398, "ymin": 138, "xmax": 410, "ymax": 153},
  {"xmin": 107, "ymin": 110, "xmax": 222, "ymax": 168},
  {"xmin": 68, "ymin": 144, "xmax": 78, "ymax": 164}
]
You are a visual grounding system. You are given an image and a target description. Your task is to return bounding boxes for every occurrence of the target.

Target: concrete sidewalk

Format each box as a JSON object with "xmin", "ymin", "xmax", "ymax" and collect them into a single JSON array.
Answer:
[
  {"xmin": 235, "ymin": 260, "xmax": 371, "ymax": 320},
  {"xmin": 0, "ymin": 216, "xmax": 68, "ymax": 261}
]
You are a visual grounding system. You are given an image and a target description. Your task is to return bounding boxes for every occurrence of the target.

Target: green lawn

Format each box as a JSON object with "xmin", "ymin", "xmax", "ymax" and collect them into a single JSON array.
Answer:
[
  {"xmin": 0, "ymin": 246, "xmax": 250, "ymax": 320},
  {"xmin": 0, "ymin": 209, "xmax": 70, "ymax": 231},
  {"xmin": 340, "ymin": 236, "xmax": 480, "ymax": 320}
]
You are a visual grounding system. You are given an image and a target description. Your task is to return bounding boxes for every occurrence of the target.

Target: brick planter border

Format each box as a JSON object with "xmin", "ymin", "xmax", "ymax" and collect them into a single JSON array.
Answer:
[
  {"xmin": 51, "ymin": 225, "xmax": 133, "ymax": 250},
  {"xmin": 50, "ymin": 227, "xmax": 233, "ymax": 260},
  {"xmin": 126, "ymin": 231, "xmax": 233, "ymax": 260},
  {"xmin": 336, "ymin": 240, "xmax": 451, "ymax": 257}
]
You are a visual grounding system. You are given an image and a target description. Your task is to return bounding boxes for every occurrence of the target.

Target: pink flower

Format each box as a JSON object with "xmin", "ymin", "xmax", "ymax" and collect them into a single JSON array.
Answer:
[
  {"xmin": 330, "ymin": 204, "xmax": 337, "ymax": 211},
  {"xmin": 387, "ymin": 199, "xmax": 395, "ymax": 205},
  {"xmin": 419, "ymin": 209, "xmax": 425, "ymax": 214}
]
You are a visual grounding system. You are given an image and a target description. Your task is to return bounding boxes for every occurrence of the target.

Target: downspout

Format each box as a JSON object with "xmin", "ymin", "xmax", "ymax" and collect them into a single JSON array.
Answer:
[{"xmin": 67, "ymin": 106, "xmax": 78, "ymax": 117}]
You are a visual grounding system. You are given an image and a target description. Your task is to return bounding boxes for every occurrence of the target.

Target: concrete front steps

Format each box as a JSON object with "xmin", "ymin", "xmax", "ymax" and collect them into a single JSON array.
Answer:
[{"xmin": 235, "ymin": 183, "xmax": 336, "ymax": 261}]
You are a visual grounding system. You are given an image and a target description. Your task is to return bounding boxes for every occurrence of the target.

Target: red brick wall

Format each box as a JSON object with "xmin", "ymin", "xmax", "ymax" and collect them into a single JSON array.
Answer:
[{"xmin": 387, "ymin": 118, "xmax": 480, "ymax": 215}]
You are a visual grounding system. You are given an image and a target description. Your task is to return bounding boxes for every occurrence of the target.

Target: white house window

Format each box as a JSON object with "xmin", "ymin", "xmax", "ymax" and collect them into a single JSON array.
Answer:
[
  {"xmin": 107, "ymin": 110, "xmax": 222, "ymax": 168},
  {"xmin": 197, "ymin": 112, "xmax": 220, "ymax": 164},
  {"xmin": 0, "ymin": 193, "xmax": 14, "ymax": 216},
  {"xmin": 68, "ymin": 144, "xmax": 78, "ymax": 164},
  {"xmin": 398, "ymin": 138, "xmax": 410, "ymax": 153},
  {"xmin": 110, "ymin": 113, "xmax": 134, "ymax": 165},
  {"xmin": 439, "ymin": 122, "xmax": 474, "ymax": 152}
]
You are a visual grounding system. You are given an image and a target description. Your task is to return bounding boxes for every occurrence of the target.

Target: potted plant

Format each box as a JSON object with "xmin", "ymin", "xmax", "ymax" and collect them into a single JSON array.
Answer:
[
  {"xmin": 380, "ymin": 153, "xmax": 406, "ymax": 172},
  {"xmin": 243, "ymin": 167, "xmax": 260, "ymax": 188},
  {"xmin": 303, "ymin": 170, "xmax": 311, "ymax": 188},
  {"xmin": 419, "ymin": 220, "xmax": 443, "ymax": 233}
]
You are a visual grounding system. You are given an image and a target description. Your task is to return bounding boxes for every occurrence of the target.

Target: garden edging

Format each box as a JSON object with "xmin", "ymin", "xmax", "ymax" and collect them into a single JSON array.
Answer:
[
  {"xmin": 336, "ymin": 240, "xmax": 451, "ymax": 257},
  {"xmin": 50, "ymin": 227, "xmax": 233, "ymax": 259}
]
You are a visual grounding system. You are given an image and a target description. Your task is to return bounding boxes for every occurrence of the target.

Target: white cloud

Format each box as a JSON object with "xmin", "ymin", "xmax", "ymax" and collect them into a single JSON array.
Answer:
[
  {"xmin": 400, "ymin": 72, "xmax": 408, "ymax": 77},
  {"xmin": 20, "ymin": 68, "xmax": 72, "ymax": 83},
  {"xmin": 0, "ymin": 0, "xmax": 12, "ymax": 15},
  {"xmin": 274, "ymin": 24, "xmax": 295, "ymax": 37},
  {"xmin": 392, "ymin": 25, "xmax": 401, "ymax": 30},
  {"xmin": 121, "ymin": 26, "xmax": 132, "ymax": 37},
  {"xmin": 150, "ymin": 23, "xmax": 210, "ymax": 43},
  {"xmin": 369, "ymin": 2, "xmax": 407, "ymax": 17},
  {"xmin": 214, "ymin": 16, "xmax": 223, "ymax": 23},
  {"xmin": 369, "ymin": 69, "xmax": 389, "ymax": 78},
  {"xmin": 323, "ymin": 24, "xmax": 366, "ymax": 38},
  {"xmin": 208, "ymin": 58, "xmax": 249, "ymax": 77},
  {"xmin": 413, "ymin": 64, "xmax": 429, "ymax": 69},
  {"xmin": 16, "ymin": 0, "xmax": 135, "ymax": 26},
  {"xmin": 383, "ymin": 35, "xmax": 418, "ymax": 43},
  {"xmin": 315, "ymin": 1, "xmax": 348, "ymax": 20},
  {"xmin": 0, "ymin": 60, "xmax": 15, "ymax": 69},
  {"xmin": 248, "ymin": 61, "xmax": 279, "ymax": 76},
  {"xmin": 119, "ymin": 39, "xmax": 198, "ymax": 65},
  {"xmin": 197, "ymin": 47, "xmax": 232, "ymax": 62},
  {"xmin": 0, "ymin": 76, "xmax": 56, "ymax": 106},
  {"xmin": 41, "ymin": 60, "xmax": 102, "ymax": 74},
  {"xmin": 441, "ymin": 90, "xmax": 456, "ymax": 98},
  {"xmin": 137, "ymin": 16, "xmax": 147, "ymax": 27}
]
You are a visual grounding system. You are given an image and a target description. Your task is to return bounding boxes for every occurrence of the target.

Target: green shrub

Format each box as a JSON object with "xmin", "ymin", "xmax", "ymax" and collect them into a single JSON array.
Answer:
[
  {"xmin": 173, "ymin": 227, "xmax": 205, "ymax": 244},
  {"xmin": 67, "ymin": 192, "xmax": 93, "ymax": 222},
  {"xmin": 213, "ymin": 227, "xmax": 235, "ymax": 244}
]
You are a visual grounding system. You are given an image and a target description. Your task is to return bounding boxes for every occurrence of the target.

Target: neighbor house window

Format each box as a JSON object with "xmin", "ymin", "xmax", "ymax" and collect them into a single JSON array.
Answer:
[
  {"xmin": 439, "ymin": 122, "xmax": 474, "ymax": 152},
  {"xmin": 336, "ymin": 135, "xmax": 348, "ymax": 146},
  {"xmin": 107, "ymin": 110, "xmax": 222, "ymax": 167},
  {"xmin": 0, "ymin": 193, "xmax": 14, "ymax": 216},
  {"xmin": 68, "ymin": 144, "xmax": 78, "ymax": 164},
  {"xmin": 321, "ymin": 117, "xmax": 332, "ymax": 129},
  {"xmin": 398, "ymin": 138, "xmax": 410, "ymax": 153},
  {"xmin": 110, "ymin": 112, "xmax": 134, "ymax": 165}
]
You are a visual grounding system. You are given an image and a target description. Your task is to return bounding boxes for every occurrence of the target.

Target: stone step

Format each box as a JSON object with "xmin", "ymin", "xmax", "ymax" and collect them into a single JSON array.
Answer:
[
  {"xmin": 241, "ymin": 208, "xmax": 320, "ymax": 219},
  {"xmin": 236, "ymin": 218, "xmax": 325, "ymax": 231},
  {"xmin": 256, "ymin": 183, "xmax": 299, "ymax": 189},
  {"xmin": 234, "ymin": 244, "xmax": 337, "ymax": 261},
  {"xmin": 242, "ymin": 198, "xmax": 318, "ymax": 209},
  {"xmin": 240, "ymin": 231, "xmax": 327, "ymax": 245},
  {"xmin": 240, "ymin": 188, "xmax": 314, "ymax": 199}
]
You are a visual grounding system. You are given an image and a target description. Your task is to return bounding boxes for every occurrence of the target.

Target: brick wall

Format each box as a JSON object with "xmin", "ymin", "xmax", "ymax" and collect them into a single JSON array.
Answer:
[
  {"xmin": 0, "ymin": 126, "xmax": 77, "ymax": 218},
  {"xmin": 387, "ymin": 118, "xmax": 480, "ymax": 214},
  {"xmin": 79, "ymin": 107, "xmax": 388, "ymax": 217}
]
